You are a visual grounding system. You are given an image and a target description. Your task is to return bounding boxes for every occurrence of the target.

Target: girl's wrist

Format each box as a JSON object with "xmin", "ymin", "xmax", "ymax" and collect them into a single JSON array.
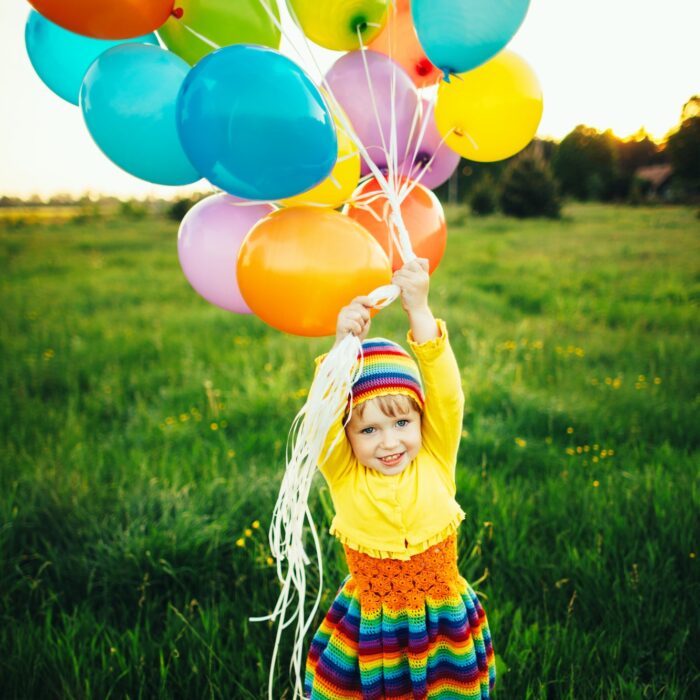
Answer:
[{"xmin": 406, "ymin": 303, "xmax": 432, "ymax": 320}]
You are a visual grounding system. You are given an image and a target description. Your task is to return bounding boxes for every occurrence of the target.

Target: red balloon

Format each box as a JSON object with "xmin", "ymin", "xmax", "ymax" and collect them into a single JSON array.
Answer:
[
  {"xmin": 345, "ymin": 177, "xmax": 447, "ymax": 273},
  {"xmin": 29, "ymin": 0, "xmax": 174, "ymax": 39}
]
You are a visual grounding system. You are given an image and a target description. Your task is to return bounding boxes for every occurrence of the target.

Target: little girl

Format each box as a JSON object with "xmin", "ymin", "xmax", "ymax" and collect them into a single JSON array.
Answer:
[{"xmin": 304, "ymin": 259, "xmax": 496, "ymax": 699}]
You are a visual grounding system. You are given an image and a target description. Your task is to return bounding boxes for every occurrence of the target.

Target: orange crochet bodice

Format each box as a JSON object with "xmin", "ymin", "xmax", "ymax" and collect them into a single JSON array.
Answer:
[{"xmin": 343, "ymin": 534, "xmax": 461, "ymax": 613}]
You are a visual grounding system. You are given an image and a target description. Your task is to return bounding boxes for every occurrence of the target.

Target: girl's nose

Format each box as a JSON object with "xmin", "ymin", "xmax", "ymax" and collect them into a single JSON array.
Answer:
[{"xmin": 379, "ymin": 431, "xmax": 400, "ymax": 449}]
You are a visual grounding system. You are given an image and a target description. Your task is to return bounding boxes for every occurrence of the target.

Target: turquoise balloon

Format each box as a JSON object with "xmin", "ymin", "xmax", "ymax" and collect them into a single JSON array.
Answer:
[
  {"xmin": 80, "ymin": 44, "xmax": 200, "ymax": 186},
  {"xmin": 176, "ymin": 44, "xmax": 337, "ymax": 201},
  {"xmin": 25, "ymin": 10, "xmax": 157, "ymax": 106},
  {"xmin": 412, "ymin": 0, "xmax": 530, "ymax": 75}
]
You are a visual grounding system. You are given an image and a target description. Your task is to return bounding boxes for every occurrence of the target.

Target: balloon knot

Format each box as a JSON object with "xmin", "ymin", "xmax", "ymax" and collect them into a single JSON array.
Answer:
[
  {"xmin": 171, "ymin": 7, "xmax": 184, "ymax": 19},
  {"xmin": 415, "ymin": 59, "xmax": 433, "ymax": 77},
  {"xmin": 351, "ymin": 15, "xmax": 368, "ymax": 34}
]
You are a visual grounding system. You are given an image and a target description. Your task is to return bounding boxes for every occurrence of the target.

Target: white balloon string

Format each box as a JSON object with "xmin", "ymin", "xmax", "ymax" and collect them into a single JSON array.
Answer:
[
  {"xmin": 179, "ymin": 22, "xmax": 221, "ymax": 49},
  {"xmin": 399, "ymin": 94, "xmax": 437, "ymax": 200},
  {"xmin": 356, "ymin": 27, "xmax": 392, "ymax": 181},
  {"xmin": 401, "ymin": 88, "xmax": 424, "ymax": 182}
]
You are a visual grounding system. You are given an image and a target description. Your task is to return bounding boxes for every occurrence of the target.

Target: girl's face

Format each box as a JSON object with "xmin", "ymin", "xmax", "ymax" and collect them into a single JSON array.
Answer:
[{"xmin": 345, "ymin": 396, "xmax": 422, "ymax": 475}]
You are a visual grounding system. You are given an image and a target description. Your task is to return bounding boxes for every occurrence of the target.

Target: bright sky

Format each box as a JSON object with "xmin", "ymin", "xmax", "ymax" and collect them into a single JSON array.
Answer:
[{"xmin": 1, "ymin": 0, "xmax": 698, "ymax": 198}]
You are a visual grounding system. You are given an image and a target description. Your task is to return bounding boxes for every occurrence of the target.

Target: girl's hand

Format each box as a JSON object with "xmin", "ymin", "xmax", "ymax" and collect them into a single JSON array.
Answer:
[
  {"xmin": 392, "ymin": 258, "xmax": 430, "ymax": 314},
  {"xmin": 392, "ymin": 258, "xmax": 439, "ymax": 343},
  {"xmin": 334, "ymin": 296, "xmax": 373, "ymax": 347}
]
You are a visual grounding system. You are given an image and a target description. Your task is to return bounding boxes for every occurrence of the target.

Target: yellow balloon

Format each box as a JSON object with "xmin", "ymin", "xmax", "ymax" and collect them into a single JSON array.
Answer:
[
  {"xmin": 435, "ymin": 51, "xmax": 543, "ymax": 163},
  {"xmin": 288, "ymin": 0, "xmax": 389, "ymax": 50},
  {"xmin": 282, "ymin": 101, "xmax": 360, "ymax": 208}
]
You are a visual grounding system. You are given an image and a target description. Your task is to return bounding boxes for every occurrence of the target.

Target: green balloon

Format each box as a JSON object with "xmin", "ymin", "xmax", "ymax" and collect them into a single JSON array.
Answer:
[{"xmin": 158, "ymin": 0, "xmax": 281, "ymax": 65}]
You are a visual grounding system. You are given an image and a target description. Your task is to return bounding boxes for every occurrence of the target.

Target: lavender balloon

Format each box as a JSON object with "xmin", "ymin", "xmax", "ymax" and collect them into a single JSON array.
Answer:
[
  {"xmin": 178, "ymin": 193, "xmax": 274, "ymax": 313},
  {"xmin": 325, "ymin": 50, "xmax": 418, "ymax": 177},
  {"xmin": 398, "ymin": 98, "xmax": 461, "ymax": 189}
]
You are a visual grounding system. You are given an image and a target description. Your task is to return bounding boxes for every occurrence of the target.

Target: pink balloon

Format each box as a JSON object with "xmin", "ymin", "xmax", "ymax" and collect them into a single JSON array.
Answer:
[
  {"xmin": 177, "ymin": 193, "xmax": 275, "ymax": 313},
  {"xmin": 325, "ymin": 50, "xmax": 418, "ymax": 177},
  {"xmin": 397, "ymin": 98, "xmax": 461, "ymax": 189}
]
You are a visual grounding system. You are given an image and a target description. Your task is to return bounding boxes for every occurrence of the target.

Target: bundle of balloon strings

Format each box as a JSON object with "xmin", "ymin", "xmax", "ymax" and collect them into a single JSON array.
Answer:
[{"xmin": 250, "ymin": 284, "xmax": 400, "ymax": 699}]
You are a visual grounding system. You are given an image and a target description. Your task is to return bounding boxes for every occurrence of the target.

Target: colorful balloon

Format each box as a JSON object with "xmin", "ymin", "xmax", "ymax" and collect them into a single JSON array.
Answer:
[
  {"xmin": 282, "ymin": 99, "xmax": 360, "ymax": 208},
  {"xmin": 158, "ymin": 0, "xmax": 281, "ymax": 66},
  {"xmin": 367, "ymin": 0, "xmax": 441, "ymax": 88},
  {"xmin": 345, "ymin": 177, "xmax": 446, "ymax": 273},
  {"xmin": 25, "ymin": 11, "xmax": 157, "ymax": 106},
  {"xmin": 396, "ymin": 98, "xmax": 461, "ymax": 190},
  {"xmin": 412, "ymin": 0, "xmax": 531, "ymax": 75},
  {"xmin": 177, "ymin": 45, "xmax": 337, "ymax": 200},
  {"xmin": 28, "ymin": 0, "xmax": 174, "ymax": 40},
  {"xmin": 325, "ymin": 50, "xmax": 418, "ymax": 176},
  {"xmin": 435, "ymin": 51, "xmax": 543, "ymax": 162},
  {"xmin": 237, "ymin": 208, "xmax": 391, "ymax": 336},
  {"xmin": 178, "ymin": 194, "xmax": 274, "ymax": 313},
  {"xmin": 288, "ymin": 0, "xmax": 388, "ymax": 50},
  {"xmin": 80, "ymin": 44, "xmax": 200, "ymax": 185}
]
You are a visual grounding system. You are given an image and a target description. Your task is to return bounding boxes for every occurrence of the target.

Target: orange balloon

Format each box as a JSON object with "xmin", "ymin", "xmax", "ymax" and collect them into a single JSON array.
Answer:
[
  {"xmin": 29, "ymin": 0, "xmax": 174, "ymax": 39},
  {"xmin": 237, "ymin": 208, "xmax": 391, "ymax": 337},
  {"xmin": 345, "ymin": 177, "xmax": 447, "ymax": 273},
  {"xmin": 367, "ymin": 0, "xmax": 442, "ymax": 88}
]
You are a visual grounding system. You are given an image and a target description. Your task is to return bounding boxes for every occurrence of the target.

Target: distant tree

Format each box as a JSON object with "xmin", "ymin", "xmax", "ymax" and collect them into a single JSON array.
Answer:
[
  {"xmin": 469, "ymin": 174, "xmax": 498, "ymax": 216},
  {"xmin": 554, "ymin": 125, "xmax": 619, "ymax": 200},
  {"xmin": 665, "ymin": 96, "xmax": 700, "ymax": 196},
  {"xmin": 119, "ymin": 199, "xmax": 148, "ymax": 219},
  {"xmin": 499, "ymin": 154, "xmax": 561, "ymax": 219},
  {"xmin": 166, "ymin": 195, "xmax": 206, "ymax": 222},
  {"xmin": 615, "ymin": 129, "xmax": 664, "ymax": 198}
]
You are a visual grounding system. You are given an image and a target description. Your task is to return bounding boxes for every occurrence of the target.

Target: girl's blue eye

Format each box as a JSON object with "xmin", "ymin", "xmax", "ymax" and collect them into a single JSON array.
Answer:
[
  {"xmin": 361, "ymin": 427, "xmax": 375, "ymax": 434},
  {"xmin": 396, "ymin": 419, "xmax": 409, "ymax": 427}
]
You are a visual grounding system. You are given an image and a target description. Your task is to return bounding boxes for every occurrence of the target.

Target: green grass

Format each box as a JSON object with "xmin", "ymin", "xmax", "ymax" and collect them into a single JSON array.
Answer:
[{"xmin": 1, "ymin": 203, "xmax": 699, "ymax": 698}]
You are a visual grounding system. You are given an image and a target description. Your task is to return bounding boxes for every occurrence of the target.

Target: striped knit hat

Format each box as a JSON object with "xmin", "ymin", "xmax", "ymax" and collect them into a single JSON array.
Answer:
[{"xmin": 351, "ymin": 338, "xmax": 425, "ymax": 411}]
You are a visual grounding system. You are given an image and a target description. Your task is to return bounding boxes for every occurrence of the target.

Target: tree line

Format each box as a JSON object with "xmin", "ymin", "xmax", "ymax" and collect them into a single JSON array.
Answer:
[{"xmin": 436, "ymin": 95, "xmax": 700, "ymax": 218}]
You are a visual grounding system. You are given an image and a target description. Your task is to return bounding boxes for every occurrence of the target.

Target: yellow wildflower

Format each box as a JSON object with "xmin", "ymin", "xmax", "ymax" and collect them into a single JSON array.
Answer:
[
  {"xmin": 244, "ymin": 529, "xmax": 253, "ymax": 537},
  {"xmin": 592, "ymin": 480, "xmax": 600, "ymax": 488},
  {"xmin": 210, "ymin": 422, "xmax": 219, "ymax": 431},
  {"xmin": 515, "ymin": 437, "xmax": 527, "ymax": 448},
  {"xmin": 235, "ymin": 538, "xmax": 245, "ymax": 547},
  {"xmin": 252, "ymin": 520, "xmax": 260, "ymax": 529},
  {"xmin": 566, "ymin": 427, "xmax": 574, "ymax": 434}
]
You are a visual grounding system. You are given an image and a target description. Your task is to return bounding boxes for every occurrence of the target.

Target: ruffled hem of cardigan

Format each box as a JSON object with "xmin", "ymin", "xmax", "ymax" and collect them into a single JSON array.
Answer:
[{"xmin": 330, "ymin": 510, "xmax": 465, "ymax": 561}]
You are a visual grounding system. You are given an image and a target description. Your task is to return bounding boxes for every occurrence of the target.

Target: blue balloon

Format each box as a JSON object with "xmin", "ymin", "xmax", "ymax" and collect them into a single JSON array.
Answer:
[
  {"xmin": 412, "ymin": 0, "xmax": 531, "ymax": 76},
  {"xmin": 176, "ymin": 45, "xmax": 337, "ymax": 201},
  {"xmin": 80, "ymin": 44, "xmax": 200, "ymax": 186},
  {"xmin": 25, "ymin": 10, "xmax": 158, "ymax": 106}
]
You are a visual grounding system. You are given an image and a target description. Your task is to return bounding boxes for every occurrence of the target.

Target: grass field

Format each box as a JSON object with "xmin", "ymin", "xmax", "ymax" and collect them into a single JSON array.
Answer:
[{"xmin": 1, "ymin": 203, "xmax": 699, "ymax": 699}]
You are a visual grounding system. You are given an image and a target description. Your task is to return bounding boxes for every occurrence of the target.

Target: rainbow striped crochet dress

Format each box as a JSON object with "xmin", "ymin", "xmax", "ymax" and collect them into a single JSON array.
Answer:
[{"xmin": 304, "ymin": 534, "xmax": 495, "ymax": 699}]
